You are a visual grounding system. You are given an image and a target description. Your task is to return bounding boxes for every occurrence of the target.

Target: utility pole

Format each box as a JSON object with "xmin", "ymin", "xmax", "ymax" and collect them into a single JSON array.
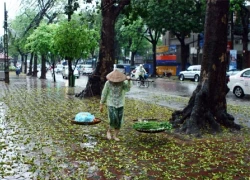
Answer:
[{"xmin": 4, "ymin": 2, "xmax": 9, "ymax": 83}]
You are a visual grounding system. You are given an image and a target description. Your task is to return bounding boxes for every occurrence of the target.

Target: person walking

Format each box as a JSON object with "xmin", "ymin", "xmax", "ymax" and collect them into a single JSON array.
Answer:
[
  {"xmin": 100, "ymin": 66, "xmax": 131, "ymax": 141},
  {"xmin": 15, "ymin": 66, "xmax": 20, "ymax": 76}
]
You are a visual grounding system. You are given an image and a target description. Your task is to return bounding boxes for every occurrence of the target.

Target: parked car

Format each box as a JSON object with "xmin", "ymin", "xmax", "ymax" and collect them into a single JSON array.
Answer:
[
  {"xmin": 82, "ymin": 64, "xmax": 94, "ymax": 75},
  {"xmin": 179, "ymin": 65, "xmax": 201, "ymax": 82},
  {"xmin": 116, "ymin": 64, "xmax": 125, "ymax": 74},
  {"xmin": 62, "ymin": 66, "xmax": 80, "ymax": 79},
  {"xmin": 227, "ymin": 68, "xmax": 250, "ymax": 98},
  {"xmin": 76, "ymin": 64, "xmax": 83, "ymax": 74},
  {"xmin": 55, "ymin": 64, "xmax": 64, "ymax": 74}
]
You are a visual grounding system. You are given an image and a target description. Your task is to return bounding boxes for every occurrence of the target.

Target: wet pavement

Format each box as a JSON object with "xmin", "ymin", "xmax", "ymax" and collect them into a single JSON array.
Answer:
[{"xmin": 0, "ymin": 72, "xmax": 250, "ymax": 179}]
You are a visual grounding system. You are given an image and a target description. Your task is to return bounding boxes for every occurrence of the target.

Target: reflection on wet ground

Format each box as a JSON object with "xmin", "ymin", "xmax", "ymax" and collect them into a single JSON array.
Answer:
[
  {"xmin": 127, "ymin": 77, "xmax": 250, "ymax": 127},
  {"xmin": 0, "ymin": 74, "xmax": 250, "ymax": 179},
  {"xmin": 0, "ymin": 75, "xmax": 98, "ymax": 179}
]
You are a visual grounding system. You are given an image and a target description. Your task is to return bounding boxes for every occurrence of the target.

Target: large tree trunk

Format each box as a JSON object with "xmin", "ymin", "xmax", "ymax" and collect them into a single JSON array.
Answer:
[
  {"xmin": 170, "ymin": 0, "xmax": 241, "ymax": 136},
  {"xmin": 77, "ymin": 0, "xmax": 130, "ymax": 97},
  {"xmin": 27, "ymin": 53, "xmax": 34, "ymax": 76},
  {"xmin": 24, "ymin": 54, "xmax": 28, "ymax": 74},
  {"xmin": 152, "ymin": 41, "xmax": 157, "ymax": 76},
  {"xmin": 40, "ymin": 54, "xmax": 47, "ymax": 79},
  {"xmin": 176, "ymin": 35, "xmax": 188, "ymax": 71},
  {"xmin": 32, "ymin": 54, "xmax": 38, "ymax": 77},
  {"xmin": 131, "ymin": 51, "xmax": 136, "ymax": 66}
]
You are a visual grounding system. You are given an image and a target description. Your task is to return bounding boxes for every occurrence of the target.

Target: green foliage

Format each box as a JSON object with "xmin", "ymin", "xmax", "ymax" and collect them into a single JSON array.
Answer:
[
  {"xmin": 25, "ymin": 23, "xmax": 57, "ymax": 55},
  {"xmin": 129, "ymin": 0, "xmax": 206, "ymax": 35},
  {"xmin": 53, "ymin": 19, "xmax": 99, "ymax": 59},
  {"xmin": 230, "ymin": 0, "xmax": 246, "ymax": 11},
  {"xmin": 116, "ymin": 16, "xmax": 151, "ymax": 57},
  {"xmin": 64, "ymin": 0, "xmax": 80, "ymax": 17},
  {"xmin": 133, "ymin": 121, "xmax": 172, "ymax": 130},
  {"xmin": 8, "ymin": 9, "xmax": 37, "ymax": 56}
]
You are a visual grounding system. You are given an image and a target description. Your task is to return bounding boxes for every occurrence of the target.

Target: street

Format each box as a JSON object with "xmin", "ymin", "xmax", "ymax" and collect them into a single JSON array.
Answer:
[
  {"xmin": 44, "ymin": 70, "xmax": 250, "ymax": 108},
  {"xmin": 0, "ymin": 72, "xmax": 250, "ymax": 179},
  {"xmin": 41, "ymin": 71, "xmax": 250, "ymax": 127}
]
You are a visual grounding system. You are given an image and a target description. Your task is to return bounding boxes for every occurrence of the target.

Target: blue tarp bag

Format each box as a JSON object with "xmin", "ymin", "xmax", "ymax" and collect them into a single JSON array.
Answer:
[{"xmin": 75, "ymin": 112, "xmax": 95, "ymax": 122}]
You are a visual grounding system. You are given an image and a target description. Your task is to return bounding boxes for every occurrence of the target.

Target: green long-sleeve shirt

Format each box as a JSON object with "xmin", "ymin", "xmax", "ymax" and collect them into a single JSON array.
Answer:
[{"xmin": 100, "ymin": 80, "xmax": 131, "ymax": 108}]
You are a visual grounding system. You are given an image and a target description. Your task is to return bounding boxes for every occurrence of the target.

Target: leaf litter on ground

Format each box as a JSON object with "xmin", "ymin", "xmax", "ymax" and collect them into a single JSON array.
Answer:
[{"xmin": 0, "ymin": 86, "xmax": 250, "ymax": 179}]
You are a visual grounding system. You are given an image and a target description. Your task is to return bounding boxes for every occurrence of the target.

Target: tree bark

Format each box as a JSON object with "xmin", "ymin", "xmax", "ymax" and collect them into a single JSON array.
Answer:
[
  {"xmin": 40, "ymin": 54, "xmax": 47, "ymax": 79},
  {"xmin": 175, "ymin": 34, "xmax": 188, "ymax": 71},
  {"xmin": 32, "ymin": 54, "xmax": 38, "ymax": 77},
  {"xmin": 77, "ymin": 0, "xmax": 130, "ymax": 97},
  {"xmin": 170, "ymin": 0, "xmax": 241, "ymax": 136},
  {"xmin": 24, "ymin": 54, "xmax": 28, "ymax": 74},
  {"xmin": 131, "ymin": 51, "xmax": 136, "ymax": 66},
  {"xmin": 27, "ymin": 53, "xmax": 34, "ymax": 76}
]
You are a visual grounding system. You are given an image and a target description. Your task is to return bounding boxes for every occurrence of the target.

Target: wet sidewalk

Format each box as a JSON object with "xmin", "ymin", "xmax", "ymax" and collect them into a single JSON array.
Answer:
[{"xmin": 0, "ymin": 73, "xmax": 250, "ymax": 179}]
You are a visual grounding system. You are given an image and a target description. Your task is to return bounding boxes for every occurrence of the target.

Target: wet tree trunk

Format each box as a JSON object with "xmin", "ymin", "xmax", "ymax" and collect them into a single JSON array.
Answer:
[
  {"xmin": 152, "ymin": 41, "xmax": 157, "ymax": 76},
  {"xmin": 24, "ymin": 54, "xmax": 28, "ymax": 74},
  {"xmin": 170, "ymin": 0, "xmax": 241, "ymax": 136},
  {"xmin": 68, "ymin": 58, "xmax": 74, "ymax": 87},
  {"xmin": 40, "ymin": 54, "xmax": 47, "ymax": 79},
  {"xmin": 27, "ymin": 53, "xmax": 34, "ymax": 76},
  {"xmin": 176, "ymin": 34, "xmax": 188, "ymax": 71},
  {"xmin": 32, "ymin": 54, "xmax": 38, "ymax": 77},
  {"xmin": 131, "ymin": 51, "xmax": 136, "ymax": 66},
  {"xmin": 78, "ymin": 0, "xmax": 130, "ymax": 97}
]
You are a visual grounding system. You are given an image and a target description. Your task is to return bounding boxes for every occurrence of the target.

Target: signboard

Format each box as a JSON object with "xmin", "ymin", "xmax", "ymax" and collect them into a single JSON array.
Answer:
[
  {"xmin": 156, "ymin": 46, "xmax": 169, "ymax": 53},
  {"xmin": 169, "ymin": 45, "xmax": 177, "ymax": 53},
  {"xmin": 156, "ymin": 55, "xmax": 176, "ymax": 61},
  {"xmin": 229, "ymin": 50, "xmax": 237, "ymax": 70}
]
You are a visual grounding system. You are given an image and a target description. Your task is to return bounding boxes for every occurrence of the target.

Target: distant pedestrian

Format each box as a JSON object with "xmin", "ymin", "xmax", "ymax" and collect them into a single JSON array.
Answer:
[
  {"xmin": 16, "ymin": 67, "xmax": 20, "ymax": 76},
  {"xmin": 100, "ymin": 66, "xmax": 131, "ymax": 141}
]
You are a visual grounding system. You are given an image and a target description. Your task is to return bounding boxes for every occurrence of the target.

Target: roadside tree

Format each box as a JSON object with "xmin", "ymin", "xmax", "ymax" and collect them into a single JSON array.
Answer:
[
  {"xmin": 82, "ymin": 0, "xmax": 130, "ymax": 97},
  {"xmin": 53, "ymin": 19, "xmax": 99, "ymax": 86},
  {"xmin": 9, "ymin": 0, "xmax": 58, "ymax": 77},
  {"xmin": 25, "ymin": 23, "xmax": 57, "ymax": 79},
  {"xmin": 116, "ymin": 17, "xmax": 151, "ymax": 66},
  {"xmin": 159, "ymin": 0, "xmax": 206, "ymax": 71},
  {"xmin": 170, "ymin": 0, "xmax": 241, "ymax": 135}
]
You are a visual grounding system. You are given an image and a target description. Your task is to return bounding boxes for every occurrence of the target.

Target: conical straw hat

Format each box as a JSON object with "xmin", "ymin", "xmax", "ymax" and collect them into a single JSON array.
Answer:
[{"xmin": 106, "ymin": 69, "xmax": 127, "ymax": 82}]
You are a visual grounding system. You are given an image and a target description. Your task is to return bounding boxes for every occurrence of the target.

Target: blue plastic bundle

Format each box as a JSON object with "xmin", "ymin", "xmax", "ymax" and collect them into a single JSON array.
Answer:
[{"xmin": 74, "ymin": 112, "xmax": 95, "ymax": 122}]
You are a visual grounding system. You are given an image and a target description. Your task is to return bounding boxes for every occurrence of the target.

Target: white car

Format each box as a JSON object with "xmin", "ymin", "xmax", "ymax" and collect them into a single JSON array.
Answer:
[
  {"xmin": 179, "ymin": 65, "xmax": 201, "ymax": 82},
  {"xmin": 226, "ymin": 68, "xmax": 241, "ymax": 76},
  {"xmin": 227, "ymin": 68, "xmax": 250, "ymax": 98},
  {"xmin": 82, "ymin": 65, "xmax": 94, "ymax": 74},
  {"xmin": 55, "ymin": 64, "xmax": 64, "ymax": 73},
  {"xmin": 62, "ymin": 66, "xmax": 80, "ymax": 79}
]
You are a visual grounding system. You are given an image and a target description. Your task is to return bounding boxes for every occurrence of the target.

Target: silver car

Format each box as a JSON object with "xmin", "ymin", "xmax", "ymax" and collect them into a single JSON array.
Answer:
[
  {"xmin": 179, "ymin": 65, "xmax": 201, "ymax": 82},
  {"xmin": 62, "ymin": 66, "xmax": 80, "ymax": 79}
]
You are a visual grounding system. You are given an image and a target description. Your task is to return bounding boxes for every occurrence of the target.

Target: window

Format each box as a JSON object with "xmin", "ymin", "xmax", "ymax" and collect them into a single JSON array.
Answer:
[{"xmin": 242, "ymin": 70, "xmax": 250, "ymax": 78}]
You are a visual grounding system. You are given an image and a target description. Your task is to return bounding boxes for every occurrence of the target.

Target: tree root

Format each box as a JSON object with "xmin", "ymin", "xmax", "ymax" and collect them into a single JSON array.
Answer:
[{"xmin": 170, "ymin": 83, "xmax": 241, "ymax": 136}]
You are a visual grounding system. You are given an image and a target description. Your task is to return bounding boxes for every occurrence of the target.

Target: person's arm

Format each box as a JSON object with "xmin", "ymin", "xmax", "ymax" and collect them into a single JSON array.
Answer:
[
  {"xmin": 100, "ymin": 81, "xmax": 109, "ymax": 112},
  {"xmin": 123, "ymin": 76, "xmax": 131, "ymax": 91}
]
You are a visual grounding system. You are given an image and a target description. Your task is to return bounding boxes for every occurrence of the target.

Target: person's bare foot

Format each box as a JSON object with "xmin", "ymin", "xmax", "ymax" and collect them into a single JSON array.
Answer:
[
  {"xmin": 107, "ymin": 131, "xmax": 111, "ymax": 140},
  {"xmin": 113, "ymin": 137, "xmax": 120, "ymax": 141}
]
